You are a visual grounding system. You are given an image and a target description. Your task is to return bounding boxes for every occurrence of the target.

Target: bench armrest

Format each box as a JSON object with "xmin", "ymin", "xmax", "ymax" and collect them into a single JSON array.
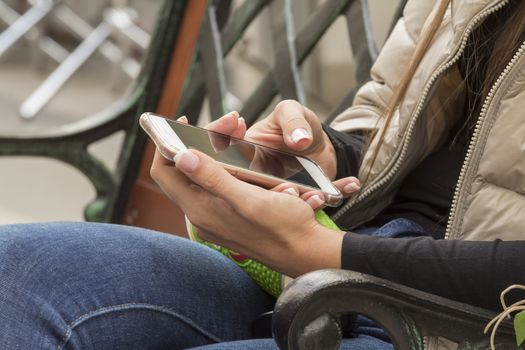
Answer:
[{"xmin": 272, "ymin": 269, "xmax": 516, "ymax": 349}]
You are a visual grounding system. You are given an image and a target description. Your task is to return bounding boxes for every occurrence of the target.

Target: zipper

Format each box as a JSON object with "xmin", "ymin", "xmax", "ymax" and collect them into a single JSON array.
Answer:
[
  {"xmin": 445, "ymin": 39, "xmax": 525, "ymax": 239},
  {"xmin": 332, "ymin": 0, "xmax": 510, "ymax": 222}
]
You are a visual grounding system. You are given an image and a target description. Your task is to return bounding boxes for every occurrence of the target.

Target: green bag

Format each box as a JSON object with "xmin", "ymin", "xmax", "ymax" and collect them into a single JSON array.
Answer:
[{"xmin": 187, "ymin": 210, "xmax": 340, "ymax": 297}]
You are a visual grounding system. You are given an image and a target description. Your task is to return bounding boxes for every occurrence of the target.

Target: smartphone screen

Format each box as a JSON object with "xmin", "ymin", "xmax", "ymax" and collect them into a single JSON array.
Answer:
[{"xmin": 140, "ymin": 113, "xmax": 342, "ymax": 206}]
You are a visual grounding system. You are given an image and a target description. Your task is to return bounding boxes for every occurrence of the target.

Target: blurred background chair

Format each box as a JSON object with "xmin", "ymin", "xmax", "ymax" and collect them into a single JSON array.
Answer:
[
  {"xmin": 0, "ymin": 0, "xmax": 58, "ymax": 59},
  {"xmin": 0, "ymin": 0, "xmax": 148, "ymax": 119}
]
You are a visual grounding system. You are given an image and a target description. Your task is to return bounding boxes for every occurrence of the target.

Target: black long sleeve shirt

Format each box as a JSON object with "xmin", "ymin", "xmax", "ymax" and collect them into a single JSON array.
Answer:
[{"xmin": 342, "ymin": 234, "xmax": 525, "ymax": 311}]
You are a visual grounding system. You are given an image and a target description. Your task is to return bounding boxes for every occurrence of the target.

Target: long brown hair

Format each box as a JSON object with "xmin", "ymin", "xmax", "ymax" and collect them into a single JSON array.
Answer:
[
  {"xmin": 364, "ymin": 0, "xmax": 525, "ymax": 183},
  {"xmin": 482, "ymin": 2, "xmax": 525, "ymax": 99},
  {"xmin": 362, "ymin": 0, "xmax": 451, "ymax": 183}
]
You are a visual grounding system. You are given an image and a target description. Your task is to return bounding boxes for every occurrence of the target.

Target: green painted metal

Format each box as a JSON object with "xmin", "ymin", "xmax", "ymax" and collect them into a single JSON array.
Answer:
[
  {"xmin": 200, "ymin": 1, "xmax": 233, "ymax": 118},
  {"xmin": 273, "ymin": 270, "xmax": 517, "ymax": 349},
  {"xmin": 108, "ymin": 0, "xmax": 189, "ymax": 222}
]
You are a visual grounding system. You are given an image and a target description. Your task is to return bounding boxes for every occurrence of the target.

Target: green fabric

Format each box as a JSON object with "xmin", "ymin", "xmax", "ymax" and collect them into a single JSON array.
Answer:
[
  {"xmin": 188, "ymin": 210, "xmax": 340, "ymax": 297},
  {"xmin": 515, "ymin": 310, "xmax": 525, "ymax": 346}
]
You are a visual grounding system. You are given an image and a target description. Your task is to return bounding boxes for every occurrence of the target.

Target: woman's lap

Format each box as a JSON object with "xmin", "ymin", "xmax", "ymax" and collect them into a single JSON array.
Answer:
[
  {"xmin": 0, "ymin": 222, "xmax": 274, "ymax": 349},
  {"xmin": 0, "ymin": 219, "xmax": 422, "ymax": 349}
]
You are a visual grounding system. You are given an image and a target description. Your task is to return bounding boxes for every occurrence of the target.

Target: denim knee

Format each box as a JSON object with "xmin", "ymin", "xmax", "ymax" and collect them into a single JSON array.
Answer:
[{"xmin": 0, "ymin": 222, "xmax": 275, "ymax": 349}]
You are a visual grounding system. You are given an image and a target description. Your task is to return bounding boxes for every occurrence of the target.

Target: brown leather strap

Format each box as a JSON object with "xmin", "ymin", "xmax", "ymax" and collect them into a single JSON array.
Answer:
[{"xmin": 122, "ymin": 0, "xmax": 207, "ymax": 235}]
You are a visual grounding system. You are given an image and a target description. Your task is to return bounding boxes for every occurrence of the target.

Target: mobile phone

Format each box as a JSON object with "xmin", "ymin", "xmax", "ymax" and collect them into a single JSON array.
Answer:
[{"xmin": 139, "ymin": 112, "xmax": 343, "ymax": 206}]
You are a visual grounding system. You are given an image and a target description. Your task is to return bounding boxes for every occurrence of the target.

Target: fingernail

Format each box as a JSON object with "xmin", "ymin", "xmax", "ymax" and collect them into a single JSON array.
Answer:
[
  {"xmin": 290, "ymin": 128, "xmax": 311, "ymax": 143},
  {"xmin": 283, "ymin": 187, "xmax": 299, "ymax": 197},
  {"xmin": 177, "ymin": 116, "xmax": 188, "ymax": 123},
  {"xmin": 343, "ymin": 182, "xmax": 361, "ymax": 193},
  {"xmin": 238, "ymin": 116, "xmax": 245, "ymax": 124},
  {"xmin": 306, "ymin": 194, "xmax": 324, "ymax": 209},
  {"xmin": 228, "ymin": 111, "xmax": 239, "ymax": 118},
  {"xmin": 173, "ymin": 149, "xmax": 199, "ymax": 172}
]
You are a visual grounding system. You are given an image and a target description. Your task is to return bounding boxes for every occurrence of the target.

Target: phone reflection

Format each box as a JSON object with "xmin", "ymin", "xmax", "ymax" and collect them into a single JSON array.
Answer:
[{"xmin": 169, "ymin": 121, "xmax": 319, "ymax": 189}]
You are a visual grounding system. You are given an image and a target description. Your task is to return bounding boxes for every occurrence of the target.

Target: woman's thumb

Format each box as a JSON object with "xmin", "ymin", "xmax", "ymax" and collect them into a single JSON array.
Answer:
[{"xmin": 273, "ymin": 100, "xmax": 313, "ymax": 151}]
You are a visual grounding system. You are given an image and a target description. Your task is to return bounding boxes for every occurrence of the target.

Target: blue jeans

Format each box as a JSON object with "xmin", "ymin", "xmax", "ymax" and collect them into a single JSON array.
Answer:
[{"xmin": 0, "ymin": 219, "xmax": 423, "ymax": 349}]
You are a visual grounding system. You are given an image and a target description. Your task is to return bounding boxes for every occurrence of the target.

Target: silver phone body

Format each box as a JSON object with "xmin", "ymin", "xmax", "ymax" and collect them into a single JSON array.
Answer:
[{"xmin": 139, "ymin": 112, "xmax": 343, "ymax": 206}]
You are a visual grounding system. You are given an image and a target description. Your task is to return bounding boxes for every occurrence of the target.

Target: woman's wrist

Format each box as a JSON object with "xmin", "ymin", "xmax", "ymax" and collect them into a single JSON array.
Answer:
[{"xmin": 279, "ymin": 223, "xmax": 344, "ymax": 278}]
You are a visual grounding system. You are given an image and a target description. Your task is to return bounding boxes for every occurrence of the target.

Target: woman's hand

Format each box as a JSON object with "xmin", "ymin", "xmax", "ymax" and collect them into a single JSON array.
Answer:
[
  {"xmin": 247, "ymin": 100, "xmax": 338, "ymax": 179},
  {"xmin": 150, "ymin": 147, "xmax": 345, "ymax": 277}
]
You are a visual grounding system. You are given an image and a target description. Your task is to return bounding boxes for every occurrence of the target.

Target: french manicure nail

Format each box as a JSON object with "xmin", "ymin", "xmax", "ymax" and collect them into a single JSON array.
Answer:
[
  {"xmin": 290, "ymin": 128, "xmax": 312, "ymax": 143},
  {"xmin": 343, "ymin": 182, "xmax": 361, "ymax": 193},
  {"xmin": 173, "ymin": 149, "xmax": 199, "ymax": 172},
  {"xmin": 283, "ymin": 187, "xmax": 299, "ymax": 197},
  {"xmin": 306, "ymin": 194, "xmax": 324, "ymax": 209},
  {"xmin": 177, "ymin": 116, "xmax": 188, "ymax": 123}
]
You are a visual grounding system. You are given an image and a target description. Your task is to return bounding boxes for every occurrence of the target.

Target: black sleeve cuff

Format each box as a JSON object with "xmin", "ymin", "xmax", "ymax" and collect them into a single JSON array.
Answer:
[
  {"xmin": 341, "ymin": 232, "xmax": 371, "ymax": 272},
  {"xmin": 322, "ymin": 125, "xmax": 364, "ymax": 180}
]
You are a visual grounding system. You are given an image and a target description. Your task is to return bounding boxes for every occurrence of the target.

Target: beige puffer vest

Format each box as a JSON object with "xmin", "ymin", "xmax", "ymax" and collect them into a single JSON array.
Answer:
[{"xmin": 330, "ymin": 0, "xmax": 525, "ymax": 348}]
